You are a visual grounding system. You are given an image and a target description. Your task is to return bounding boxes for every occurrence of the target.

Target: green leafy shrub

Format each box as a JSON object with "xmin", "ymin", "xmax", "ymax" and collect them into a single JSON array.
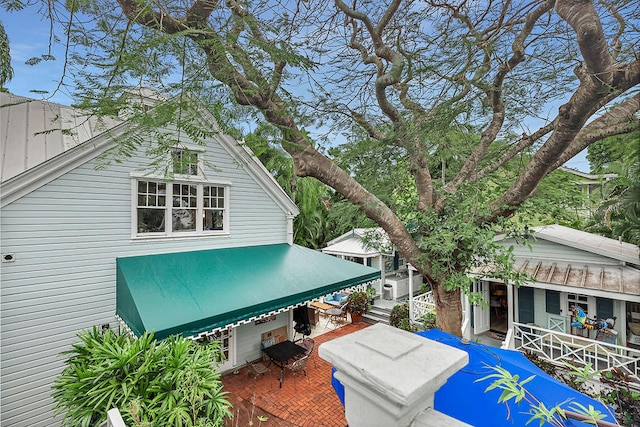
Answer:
[
  {"xmin": 599, "ymin": 368, "xmax": 640, "ymax": 426},
  {"xmin": 52, "ymin": 327, "xmax": 232, "ymax": 427},
  {"xmin": 347, "ymin": 291, "xmax": 369, "ymax": 315},
  {"xmin": 420, "ymin": 310, "xmax": 437, "ymax": 330},
  {"xmin": 389, "ymin": 303, "xmax": 416, "ymax": 332}
]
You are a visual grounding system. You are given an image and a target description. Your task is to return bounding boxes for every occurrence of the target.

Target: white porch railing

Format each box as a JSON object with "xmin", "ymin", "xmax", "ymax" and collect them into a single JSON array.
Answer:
[
  {"xmin": 512, "ymin": 322, "xmax": 640, "ymax": 388},
  {"xmin": 411, "ymin": 292, "xmax": 435, "ymax": 322}
]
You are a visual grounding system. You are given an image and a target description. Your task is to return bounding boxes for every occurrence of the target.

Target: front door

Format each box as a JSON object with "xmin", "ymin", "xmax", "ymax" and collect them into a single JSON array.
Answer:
[{"xmin": 473, "ymin": 281, "xmax": 490, "ymax": 335}]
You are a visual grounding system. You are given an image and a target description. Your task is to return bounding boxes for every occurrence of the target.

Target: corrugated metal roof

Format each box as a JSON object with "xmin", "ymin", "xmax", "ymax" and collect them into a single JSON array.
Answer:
[
  {"xmin": 479, "ymin": 225, "xmax": 640, "ymax": 297},
  {"xmin": 0, "ymin": 92, "xmax": 120, "ymax": 182},
  {"xmin": 473, "ymin": 260, "xmax": 640, "ymax": 296}
]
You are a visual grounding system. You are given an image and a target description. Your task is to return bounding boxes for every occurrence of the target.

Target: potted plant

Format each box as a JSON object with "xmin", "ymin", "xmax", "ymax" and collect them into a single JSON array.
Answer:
[
  {"xmin": 365, "ymin": 286, "xmax": 376, "ymax": 305},
  {"xmin": 346, "ymin": 291, "xmax": 369, "ymax": 324}
]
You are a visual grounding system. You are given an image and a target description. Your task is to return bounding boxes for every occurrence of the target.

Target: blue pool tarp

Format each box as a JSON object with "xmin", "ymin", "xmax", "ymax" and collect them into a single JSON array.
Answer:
[{"xmin": 332, "ymin": 329, "xmax": 616, "ymax": 426}]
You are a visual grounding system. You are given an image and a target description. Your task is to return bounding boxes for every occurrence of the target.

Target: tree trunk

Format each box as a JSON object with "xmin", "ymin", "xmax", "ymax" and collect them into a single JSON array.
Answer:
[{"xmin": 432, "ymin": 283, "xmax": 463, "ymax": 337}]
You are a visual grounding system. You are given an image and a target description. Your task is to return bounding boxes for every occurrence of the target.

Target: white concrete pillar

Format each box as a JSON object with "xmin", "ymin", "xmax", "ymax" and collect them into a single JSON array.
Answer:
[{"xmin": 319, "ymin": 324, "xmax": 470, "ymax": 427}]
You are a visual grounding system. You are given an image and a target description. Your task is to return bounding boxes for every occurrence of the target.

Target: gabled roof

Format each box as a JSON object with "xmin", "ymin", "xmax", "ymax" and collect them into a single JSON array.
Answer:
[
  {"xmin": 0, "ymin": 91, "xmax": 298, "ymax": 215},
  {"xmin": 0, "ymin": 92, "xmax": 121, "ymax": 182},
  {"xmin": 322, "ymin": 227, "xmax": 392, "ymax": 257},
  {"xmin": 529, "ymin": 224, "xmax": 639, "ymax": 266},
  {"xmin": 116, "ymin": 243, "xmax": 381, "ymax": 339},
  {"xmin": 559, "ymin": 166, "xmax": 617, "ymax": 183},
  {"xmin": 487, "ymin": 224, "xmax": 640, "ymax": 299}
]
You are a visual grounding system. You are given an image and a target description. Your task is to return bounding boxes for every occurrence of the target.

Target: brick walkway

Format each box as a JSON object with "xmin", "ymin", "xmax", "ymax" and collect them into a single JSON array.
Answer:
[{"xmin": 222, "ymin": 322, "xmax": 370, "ymax": 427}]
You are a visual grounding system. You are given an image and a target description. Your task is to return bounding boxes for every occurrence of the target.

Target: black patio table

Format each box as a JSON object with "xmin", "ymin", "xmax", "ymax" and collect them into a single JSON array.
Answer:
[{"xmin": 262, "ymin": 340, "xmax": 306, "ymax": 388}]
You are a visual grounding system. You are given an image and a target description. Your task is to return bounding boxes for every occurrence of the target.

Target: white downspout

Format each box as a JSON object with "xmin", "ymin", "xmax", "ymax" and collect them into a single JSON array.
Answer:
[{"xmin": 286, "ymin": 214, "xmax": 295, "ymax": 245}]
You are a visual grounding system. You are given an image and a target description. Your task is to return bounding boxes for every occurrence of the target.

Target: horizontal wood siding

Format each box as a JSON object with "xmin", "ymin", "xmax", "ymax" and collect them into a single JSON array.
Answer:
[
  {"xmin": 1, "ymin": 134, "xmax": 291, "ymax": 426},
  {"xmin": 234, "ymin": 312, "xmax": 290, "ymax": 366},
  {"xmin": 508, "ymin": 238, "xmax": 620, "ymax": 265}
]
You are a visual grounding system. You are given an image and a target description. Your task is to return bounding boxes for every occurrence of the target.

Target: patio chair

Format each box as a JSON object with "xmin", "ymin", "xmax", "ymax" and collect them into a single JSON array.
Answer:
[
  {"xmin": 298, "ymin": 337, "xmax": 317, "ymax": 367},
  {"xmin": 284, "ymin": 354, "xmax": 310, "ymax": 389},
  {"xmin": 246, "ymin": 359, "xmax": 271, "ymax": 381},
  {"xmin": 327, "ymin": 301, "xmax": 348, "ymax": 329}
]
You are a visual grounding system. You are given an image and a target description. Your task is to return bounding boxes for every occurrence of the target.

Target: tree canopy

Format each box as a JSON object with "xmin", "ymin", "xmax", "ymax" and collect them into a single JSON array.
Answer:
[
  {"xmin": 6, "ymin": 0, "xmax": 639, "ymax": 334},
  {"xmin": 587, "ymin": 131, "xmax": 640, "ymax": 245}
]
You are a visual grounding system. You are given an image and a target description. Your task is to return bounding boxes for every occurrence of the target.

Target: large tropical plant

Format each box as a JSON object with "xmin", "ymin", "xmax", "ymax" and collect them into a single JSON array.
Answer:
[
  {"xmin": 52, "ymin": 327, "xmax": 231, "ymax": 427},
  {"xmin": 587, "ymin": 133, "xmax": 640, "ymax": 245}
]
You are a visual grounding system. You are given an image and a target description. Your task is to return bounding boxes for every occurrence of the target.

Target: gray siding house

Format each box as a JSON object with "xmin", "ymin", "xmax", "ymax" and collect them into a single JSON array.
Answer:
[
  {"xmin": 0, "ymin": 91, "xmax": 379, "ymax": 426},
  {"xmin": 469, "ymin": 224, "xmax": 640, "ymax": 348}
]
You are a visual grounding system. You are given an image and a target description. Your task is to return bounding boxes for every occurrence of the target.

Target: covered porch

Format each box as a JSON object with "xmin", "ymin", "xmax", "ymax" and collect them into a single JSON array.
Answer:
[
  {"xmin": 408, "ymin": 289, "xmax": 640, "ymax": 390},
  {"xmin": 116, "ymin": 243, "xmax": 381, "ymax": 372}
]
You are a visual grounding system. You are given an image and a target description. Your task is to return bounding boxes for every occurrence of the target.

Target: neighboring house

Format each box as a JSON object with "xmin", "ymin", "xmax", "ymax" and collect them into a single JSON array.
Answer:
[
  {"xmin": 322, "ymin": 228, "xmax": 422, "ymax": 300},
  {"xmin": 0, "ymin": 91, "xmax": 380, "ymax": 427},
  {"xmin": 469, "ymin": 224, "xmax": 640, "ymax": 349},
  {"xmin": 559, "ymin": 166, "xmax": 618, "ymax": 217}
]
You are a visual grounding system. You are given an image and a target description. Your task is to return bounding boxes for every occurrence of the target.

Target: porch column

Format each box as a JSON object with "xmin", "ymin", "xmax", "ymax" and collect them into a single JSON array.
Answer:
[
  {"xmin": 507, "ymin": 283, "xmax": 515, "ymax": 347},
  {"xmin": 462, "ymin": 293, "xmax": 471, "ymax": 340},
  {"xmin": 378, "ymin": 256, "xmax": 385, "ymax": 295},
  {"xmin": 319, "ymin": 323, "xmax": 470, "ymax": 427},
  {"xmin": 408, "ymin": 264, "xmax": 414, "ymax": 321}
]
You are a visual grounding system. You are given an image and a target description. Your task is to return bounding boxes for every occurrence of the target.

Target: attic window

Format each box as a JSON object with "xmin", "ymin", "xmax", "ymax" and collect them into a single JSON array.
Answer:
[{"xmin": 171, "ymin": 147, "xmax": 199, "ymax": 176}]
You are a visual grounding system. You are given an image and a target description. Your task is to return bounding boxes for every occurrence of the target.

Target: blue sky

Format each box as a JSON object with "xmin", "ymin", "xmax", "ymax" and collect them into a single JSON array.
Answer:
[
  {"xmin": 2, "ymin": 9, "xmax": 591, "ymax": 172},
  {"xmin": 3, "ymin": 7, "xmax": 74, "ymax": 105}
]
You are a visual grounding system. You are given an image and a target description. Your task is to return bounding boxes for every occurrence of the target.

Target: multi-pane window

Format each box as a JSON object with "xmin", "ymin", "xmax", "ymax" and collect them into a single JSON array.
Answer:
[
  {"xmin": 137, "ymin": 181, "xmax": 167, "ymax": 233},
  {"xmin": 172, "ymin": 184, "xmax": 197, "ymax": 232},
  {"xmin": 568, "ymin": 293, "xmax": 589, "ymax": 314},
  {"xmin": 135, "ymin": 179, "xmax": 227, "ymax": 236},
  {"xmin": 203, "ymin": 185, "xmax": 224, "ymax": 230},
  {"xmin": 171, "ymin": 148, "xmax": 199, "ymax": 176}
]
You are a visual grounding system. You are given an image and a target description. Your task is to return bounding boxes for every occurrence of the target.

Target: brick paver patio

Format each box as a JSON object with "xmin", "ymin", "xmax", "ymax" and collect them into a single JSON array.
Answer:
[{"xmin": 222, "ymin": 322, "xmax": 370, "ymax": 427}]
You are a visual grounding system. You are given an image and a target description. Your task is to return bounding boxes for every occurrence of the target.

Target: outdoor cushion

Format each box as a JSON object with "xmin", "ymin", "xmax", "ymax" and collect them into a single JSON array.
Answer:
[
  {"xmin": 326, "ymin": 293, "xmax": 348, "ymax": 306},
  {"xmin": 262, "ymin": 337, "xmax": 276, "ymax": 348}
]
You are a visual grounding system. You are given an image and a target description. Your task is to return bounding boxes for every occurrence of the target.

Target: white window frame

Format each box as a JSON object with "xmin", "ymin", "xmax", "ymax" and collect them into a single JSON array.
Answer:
[
  {"xmin": 171, "ymin": 146, "xmax": 203, "ymax": 177},
  {"xmin": 131, "ymin": 173, "xmax": 231, "ymax": 239},
  {"xmin": 563, "ymin": 292, "xmax": 596, "ymax": 318}
]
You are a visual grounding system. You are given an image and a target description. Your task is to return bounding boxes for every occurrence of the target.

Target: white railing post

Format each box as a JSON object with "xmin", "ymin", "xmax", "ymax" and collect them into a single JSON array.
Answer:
[{"xmin": 106, "ymin": 408, "xmax": 126, "ymax": 427}]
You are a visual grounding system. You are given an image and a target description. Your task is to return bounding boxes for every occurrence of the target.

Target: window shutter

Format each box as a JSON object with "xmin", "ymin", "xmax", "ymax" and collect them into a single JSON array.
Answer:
[
  {"xmin": 596, "ymin": 297, "xmax": 614, "ymax": 320},
  {"xmin": 518, "ymin": 287, "xmax": 535, "ymax": 324},
  {"xmin": 545, "ymin": 290, "xmax": 561, "ymax": 315}
]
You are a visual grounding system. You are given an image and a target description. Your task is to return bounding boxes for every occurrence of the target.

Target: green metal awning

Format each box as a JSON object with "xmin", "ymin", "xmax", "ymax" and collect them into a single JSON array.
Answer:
[{"xmin": 116, "ymin": 243, "xmax": 381, "ymax": 340}]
